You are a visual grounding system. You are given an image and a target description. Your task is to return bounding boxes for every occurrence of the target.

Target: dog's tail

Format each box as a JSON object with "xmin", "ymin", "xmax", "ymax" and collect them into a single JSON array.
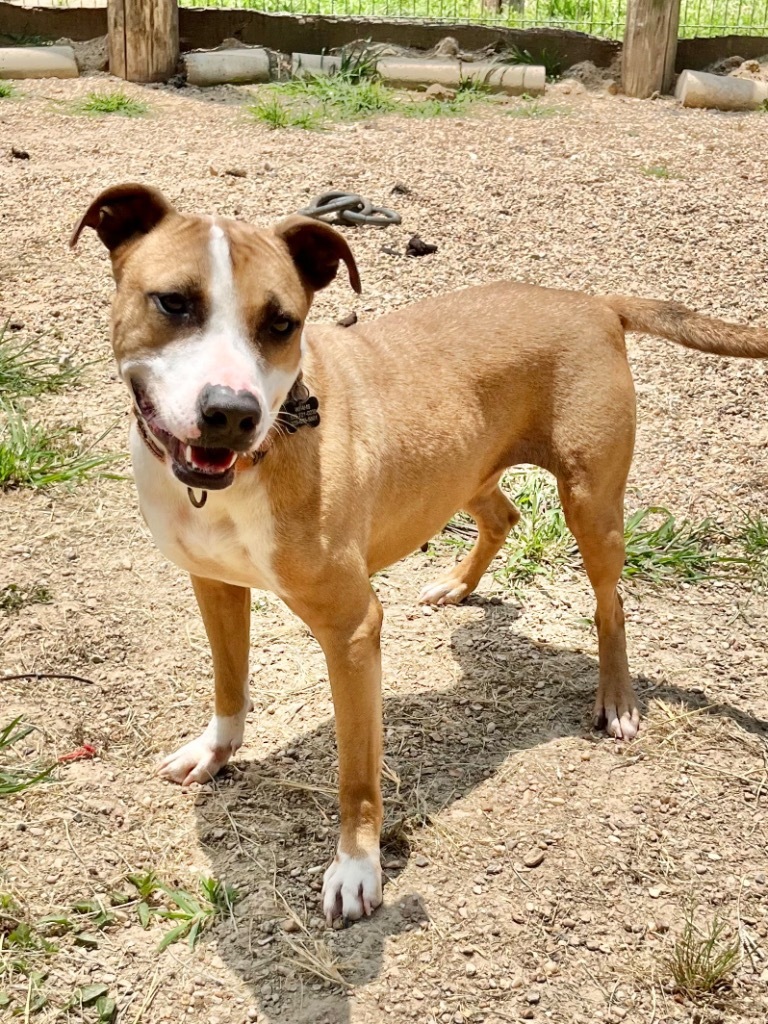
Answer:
[{"xmin": 604, "ymin": 295, "xmax": 768, "ymax": 359}]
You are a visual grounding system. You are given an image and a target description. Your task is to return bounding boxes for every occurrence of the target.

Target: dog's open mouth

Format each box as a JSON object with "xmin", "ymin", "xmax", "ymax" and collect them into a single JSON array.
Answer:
[{"xmin": 131, "ymin": 383, "xmax": 239, "ymax": 491}]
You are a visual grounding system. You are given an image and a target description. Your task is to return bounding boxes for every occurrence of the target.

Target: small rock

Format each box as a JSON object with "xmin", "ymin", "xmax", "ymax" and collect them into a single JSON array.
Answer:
[
  {"xmin": 224, "ymin": 167, "xmax": 247, "ymax": 178},
  {"xmin": 526, "ymin": 988, "xmax": 541, "ymax": 1004},
  {"xmin": 336, "ymin": 311, "xmax": 358, "ymax": 328},
  {"xmin": 405, "ymin": 234, "xmax": 438, "ymax": 258},
  {"xmin": 390, "ymin": 181, "xmax": 411, "ymax": 195},
  {"xmin": 648, "ymin": 886, "xmax": 662, "ymax": 899},
  {"xmin": 523, "ymin": 850, "xmax": 545, "ymax": 869},
  {"xmin": 425, "ymin": 83, "xmax": 456, "ymax": 101},
  {"xmin": 280, "ymin": 918, "xmax": 300, "ymax": 934},
  {"xmin": 415, "ymin": 854, "xmax": 429, "ymax": 867},
  {"xmin": 11, "ymin": 147, "xmax": 30, "ymax": 160}
]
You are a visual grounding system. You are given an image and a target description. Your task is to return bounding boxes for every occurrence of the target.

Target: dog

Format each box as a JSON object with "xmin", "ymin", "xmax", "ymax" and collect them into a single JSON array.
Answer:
[{"xmin": 71, "ymin": 183, "xmax": 768, "ymax": 923}]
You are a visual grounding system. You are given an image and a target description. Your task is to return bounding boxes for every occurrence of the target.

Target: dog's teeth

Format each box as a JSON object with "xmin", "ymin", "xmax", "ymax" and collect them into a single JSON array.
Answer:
[
  {"xmin": 226, "ymin": 452, "xmax": 237, "ymax": 469},
  {"xmin": 185, "ymin": 444, "xmax": 194, "ymax": 465}
]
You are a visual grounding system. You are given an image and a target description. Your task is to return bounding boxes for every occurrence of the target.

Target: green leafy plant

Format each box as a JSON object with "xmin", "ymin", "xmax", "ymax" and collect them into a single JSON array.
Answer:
[
  {"xmin": 153, "ymin": 877, "xmax": 240, "ymax": 951},
  {"xmin": 127, "ymin": 873, "xmax": 239, "ymax": 949},
  {"xmin": 68, "ymin": 983, "xmax": 117, "ymax": 1021},
  {"xmin": 76, "ymin": 90, "xmax": 148, "ymax": 117},
  {"xmin": 0, "ymin": 718, "xmax": 55, "ymax": 797},
  {"xmin": 0, "ymin": 82, "xmax": 14, "ymax": 99}
]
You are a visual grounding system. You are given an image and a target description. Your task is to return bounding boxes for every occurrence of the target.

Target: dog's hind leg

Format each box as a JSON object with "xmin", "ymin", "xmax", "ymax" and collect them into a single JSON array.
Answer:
[
  {"xmin": 419, "ymin": 474, "xmax": 520, "ymax": 606},
  {"xmin": 556, "ymin": 472, "xmax": 639, "ymax": 740}
]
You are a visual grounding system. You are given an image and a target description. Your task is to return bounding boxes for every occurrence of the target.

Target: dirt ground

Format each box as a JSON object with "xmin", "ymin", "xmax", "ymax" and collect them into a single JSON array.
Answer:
[{"xmin": 2, "ymin": 69, "xmax": 768, "ymax": 1024}]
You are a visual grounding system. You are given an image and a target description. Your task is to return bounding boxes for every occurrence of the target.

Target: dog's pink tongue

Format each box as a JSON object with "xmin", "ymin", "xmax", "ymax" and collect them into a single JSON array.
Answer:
[{"xmin": 188, "ymin": 446, "xmax": 237, "ymax": 473}]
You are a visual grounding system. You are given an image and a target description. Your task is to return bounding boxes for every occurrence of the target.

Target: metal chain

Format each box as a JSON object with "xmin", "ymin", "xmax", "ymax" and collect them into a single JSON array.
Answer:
[{"xmin": 298, "ymin": 191, "xmax": 401, "ymax": 228}]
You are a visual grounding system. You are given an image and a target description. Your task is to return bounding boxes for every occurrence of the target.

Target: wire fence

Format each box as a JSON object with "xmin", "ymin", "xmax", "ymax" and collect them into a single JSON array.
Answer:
[{"xmin": 5, "ymin": 0, "xmax": 768, "ymax": 40}]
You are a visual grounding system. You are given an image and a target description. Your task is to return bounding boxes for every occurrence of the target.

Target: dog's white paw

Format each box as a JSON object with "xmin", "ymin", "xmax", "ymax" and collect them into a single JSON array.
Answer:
[
  {"xmin": 322, "ymin": 847, "xmax": 382, "ymax": 924},
  {"xmin": 158, "ymin": 714, "xmax": 245, "ymax": 786},
  {"xmin": 418, "ymin": 576, "xmax": 470, "ymax": 606},
  {"xmin": 594, "ymin": 685, "xmax": 640, "ymax": 741}
]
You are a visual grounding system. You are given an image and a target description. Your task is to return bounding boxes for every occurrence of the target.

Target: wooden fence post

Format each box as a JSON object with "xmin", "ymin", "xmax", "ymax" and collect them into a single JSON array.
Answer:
[
  {"xmin": 622, "ymin": 0, "xmax": 681, "ymax": 99},
  {"xmin": 108, "ymin": 0, "xmax": 179, "ymax": 84}
]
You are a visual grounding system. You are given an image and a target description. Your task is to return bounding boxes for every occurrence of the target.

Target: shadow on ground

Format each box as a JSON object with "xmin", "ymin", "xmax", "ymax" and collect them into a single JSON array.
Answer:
[{"xmin": 194, "ymin": 596, "xmax": 768, "ymax": 1024}]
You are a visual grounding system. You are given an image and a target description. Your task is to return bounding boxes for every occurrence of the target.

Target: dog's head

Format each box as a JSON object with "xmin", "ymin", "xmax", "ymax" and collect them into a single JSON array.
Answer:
[{"xmin": 71, "ymin": 183, "xmax": 360, "ymax": 491}]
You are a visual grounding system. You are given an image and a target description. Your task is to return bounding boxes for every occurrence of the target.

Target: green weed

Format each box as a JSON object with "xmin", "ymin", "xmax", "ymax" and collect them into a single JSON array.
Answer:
[
  {"xmin": 0, "ymin": 583, "xmax": 52, "ymax": 614},
  {"xmin": 495, "ymin": 469, "xmax": 572, "ymax": 584},
  {"xmin": 0, "ymin": 323, "xmax": 81, "ymax": 397},
  {"xmin": 507, "ymin": 99, "xmax": 565, "ymax": 118},
  {"xmin": 76, "ymin": 90, "xmax": 148, "ymax": 117},
  {"xmin": 127, "ymin": 872, "xmax": 240, "ymax": 950},
  {"xmin": 0, "ymin": 83, "xmax": 14, "ymax": 99},
  {"xmin": 623, "ymin": 507, "xmax": 730, "ymax": 583},
  {"xmin": 642, "ymin": 164, "xmax": 674, "ymax": 179},
  {"xmin": 68, "ymin": 984, "xmax": 117, "ymax": 1022},
  {"xmin": 451, "ymin": 468, "xmax": 757, "ymax": 590},
  {"xmin": 0, "ymin": 402, "xmax": 119, "ymax": 489},
  {"xmin": 666, "ymin": 906, "xmax": 740, "ymax": 999},
  {"xmin": 0, "ymin": 718, "xmax": 55, "ymax": 797},
  {"xmin": 499, "ymin": 43, "xmax": 562, "ymax": 79}
]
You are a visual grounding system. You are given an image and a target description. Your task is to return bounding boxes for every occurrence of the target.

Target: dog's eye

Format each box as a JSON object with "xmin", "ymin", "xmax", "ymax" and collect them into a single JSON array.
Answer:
[
  {"xmin": 153, "ymin": 293, "xmax": 189, "ymax": 317},
  {"xmin": 271, "ymin": 317, "xmax": 295, "ymax": 337}
]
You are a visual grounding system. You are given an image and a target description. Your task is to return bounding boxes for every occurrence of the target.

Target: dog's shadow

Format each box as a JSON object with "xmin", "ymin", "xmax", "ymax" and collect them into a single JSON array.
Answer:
[{"xmin": 194, "ymin": 596, "xmax": 768, "ymax": 1024}]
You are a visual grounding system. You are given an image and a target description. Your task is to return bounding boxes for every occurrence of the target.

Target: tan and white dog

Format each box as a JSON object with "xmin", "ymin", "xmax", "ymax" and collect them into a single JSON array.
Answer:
[{"xmin": 72, "ymin": 183, "xmax": 768, "ymax": 923}]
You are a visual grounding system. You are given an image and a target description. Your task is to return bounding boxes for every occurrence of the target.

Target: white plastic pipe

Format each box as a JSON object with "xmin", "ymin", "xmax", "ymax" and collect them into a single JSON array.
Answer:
[
  {"xmin": 377, "ymin": 58, "xmax": 546, "ymax": 96},
  {"xmin": 676, "ymin": 68, "xmax": 768, "ymax": 111},
  {"xmin": 0, "ymin": 45, "xmax": 78, "ymax": 80},
  {"xmin": 184, "ymin": 48, "xmax": 270, "ymax": 87}
]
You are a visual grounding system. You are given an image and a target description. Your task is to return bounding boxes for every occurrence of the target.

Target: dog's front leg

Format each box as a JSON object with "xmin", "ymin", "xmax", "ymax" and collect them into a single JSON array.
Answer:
[
  {"xmin": 158, "ymin": 575, "xmax": 250, "ymax": 786},
  {"xmin": 298, "ymin": 587, "xmax": 384, "ymax": 923}
]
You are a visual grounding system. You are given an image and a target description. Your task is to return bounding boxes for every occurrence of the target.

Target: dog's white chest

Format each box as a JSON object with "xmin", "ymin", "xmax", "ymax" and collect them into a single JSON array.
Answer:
[{"xmin": 130, "ymin": 424, "xmax": 280, "ymax": 593}]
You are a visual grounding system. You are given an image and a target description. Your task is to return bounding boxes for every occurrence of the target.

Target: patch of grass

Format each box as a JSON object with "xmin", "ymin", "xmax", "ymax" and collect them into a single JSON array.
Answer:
[
  {"xmin": 251, "ymin": 71, "xmax": 397, "ymax": 129},
  {"xmin": 0, "ymin": 82, "xmax": 14, "ymax": 99},
  {"xmin": 642, "ymin": 163, "xmax": 674, "ymax": 179},
  {"xmin": 0, "ymin": 323, "xmax": 81, "ymax": 397},
  {"xmin": 507, "ymin": 99, "xmax": 566, "ymax": 118},
  {"xmin": 499, "ymin": 43, "xmax": 562, "ymax": 79},
  {"xmin": 251, "ymin": 53, "xmax": 491, "ymax": 129},
  {"xmin": 623, "ymin": 507, "xmax": 735, "ymax": 583},
  {"xmin": 0, "ymin": 402, "xmax": 119, "ymax": 490},
  {"xmin": 666, "ymin": 906, "xmax": 740, "ymax": 999},
  {"xmin": 0, "ymin": 718, "xmax": 55, "ymax": 797},
  {"xmin": 127, "ymin": 873, "xmax": 240, "ymax": 950},
  {"xmin": 0, "ymin": 583, "xmax": 52, "ymax": 614},
  {"xmin": 495, "ymin": 469, "xmax": 572, "ymax": 584},
  {"xmin": 76, "ymin": 90, "xmax": 148, "ymax": 117},
  {"xmin": 470, "ymin": 468, "xmax": 749, "ymax": 590}
]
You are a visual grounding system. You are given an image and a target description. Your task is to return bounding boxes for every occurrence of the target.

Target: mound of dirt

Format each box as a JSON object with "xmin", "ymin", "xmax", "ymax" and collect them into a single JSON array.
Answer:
[
  {"xmin": 561, "ymin": 56, "xmax": 621, "ymax": 92},
  {"xmin": 54, "ymin": 35, "xmax": 108, "ymax": 75}
]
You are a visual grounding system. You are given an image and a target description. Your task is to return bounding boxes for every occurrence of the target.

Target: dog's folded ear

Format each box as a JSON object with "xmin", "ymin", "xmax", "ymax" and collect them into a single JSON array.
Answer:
[
  {"xmin": 274, "ymin": 216, "xmax": 362, "ymax": 295},
  {"xmin": 70, "ymin": 183, "xmax": 174, "ymax": 255}
]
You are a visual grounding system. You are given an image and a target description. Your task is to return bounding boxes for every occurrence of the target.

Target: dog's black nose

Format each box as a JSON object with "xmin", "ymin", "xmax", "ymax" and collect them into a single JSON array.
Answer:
[{"xmin": 197, "ymin": 385, "xmax": 262, "ymax": 449}]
